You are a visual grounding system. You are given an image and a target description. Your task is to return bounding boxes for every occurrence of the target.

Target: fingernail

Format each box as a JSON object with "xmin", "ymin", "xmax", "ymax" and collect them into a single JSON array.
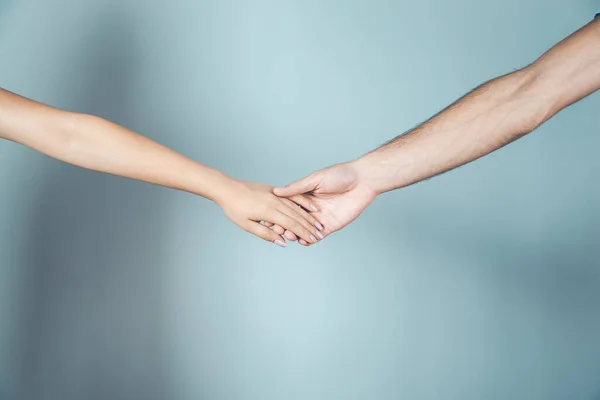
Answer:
[
  {"xmin": 315, "ymin": 221, "xmax": 324, "ymax": 231},
  {"xmin": 316, "ymin": 231, "xmax": 324, "ymax": 240},
  {"xmin": 310, "ymin": 235, "xmax": 317, "ymax": 243},
  {"xmin": 274, "ymin": 240, "xmax": 286, "ymax": 248},
  {"xmin": 310, "ymin": 204, "xmax": 318, "ymax": 212}
]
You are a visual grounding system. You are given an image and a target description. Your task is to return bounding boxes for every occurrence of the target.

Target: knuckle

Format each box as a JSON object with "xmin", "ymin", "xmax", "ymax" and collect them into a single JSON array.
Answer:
[
  {"xmin": 262, "ymin": 230, "xmax": 274, "ymax": 241},
  {"xmin": 288, "ymin": 221, "xmax": 299, "ymax": 230},
  {"xmin": 296, "ymin": 225, "xmax": 308, "ymax": 235},
  {"xmin": 300, "ymin": 218, "xmax": 312, "ymax": 228}
]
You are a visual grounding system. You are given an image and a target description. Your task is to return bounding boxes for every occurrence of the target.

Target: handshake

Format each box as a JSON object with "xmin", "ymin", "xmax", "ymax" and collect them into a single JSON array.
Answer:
[
  {"xmin": 216, "ymin": 160, "xmax": 378, "ymax": 248},
  {"xmin": 8, "ymin": 14, "xmax": 583, "ymax": 239},
  {"xmin": 3, "ymin": 10, "xmax": 596, "ymax": 249},
  {"xmin": 0, "ymin": 89, "xmax": 394, "ymax": 241}
]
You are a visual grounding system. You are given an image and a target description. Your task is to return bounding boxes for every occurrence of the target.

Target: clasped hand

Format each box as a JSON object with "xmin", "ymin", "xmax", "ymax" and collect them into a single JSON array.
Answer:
[{"xmin": 217, "ymin": 161, "xmax": 378, "ymax": 248}]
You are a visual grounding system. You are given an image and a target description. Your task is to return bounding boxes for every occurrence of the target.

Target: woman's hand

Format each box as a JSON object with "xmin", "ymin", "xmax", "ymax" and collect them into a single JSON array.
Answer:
[
  {"xmin": 216, "ymin": 180, "xmax": 325, "ymax": 247},
  {"xmin": 0, "ymin": 88, "xmax": 325, "ymax": 247}
]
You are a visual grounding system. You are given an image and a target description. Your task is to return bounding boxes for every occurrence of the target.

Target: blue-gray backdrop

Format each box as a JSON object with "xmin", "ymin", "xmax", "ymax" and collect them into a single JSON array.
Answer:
[{"xmin": 1, "ymin": 1, "xmax": 599, "ymax": 399}]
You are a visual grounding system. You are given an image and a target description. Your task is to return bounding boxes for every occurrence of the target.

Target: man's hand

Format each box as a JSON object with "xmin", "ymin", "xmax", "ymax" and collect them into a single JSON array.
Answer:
[
  {"xmin": 273, "ymin": 14, "xmax": 600, "ymax": 244},
  {"xmin": 272, "ymin": 162, "xmax": 378, "ymax": 244}
]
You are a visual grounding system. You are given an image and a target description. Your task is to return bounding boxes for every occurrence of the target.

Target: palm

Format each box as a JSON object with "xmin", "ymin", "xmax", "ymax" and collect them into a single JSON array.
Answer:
[{"xmin": 299, "ymin": 163, "xmax": 377, "ymax": 236}]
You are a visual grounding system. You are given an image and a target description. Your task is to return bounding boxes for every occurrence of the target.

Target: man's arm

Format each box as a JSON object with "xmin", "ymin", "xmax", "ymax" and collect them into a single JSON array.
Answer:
[
  {"xmin": 274, "ymin": 15, "xmax": 600, "ymax": 242},
  {"xmin": 355, "ymin": 16, "xmax": 600, "ymax": 194},
  {"xmin": 0, "ymin": 88, "xmax": 324, "ymax": 246}
]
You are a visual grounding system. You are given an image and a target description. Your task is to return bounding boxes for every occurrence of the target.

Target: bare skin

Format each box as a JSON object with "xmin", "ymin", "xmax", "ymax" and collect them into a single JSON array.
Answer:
[
  {"xmin": 275, "ymin": 16, "xmax": 600, "ymax": 245},
  {"xmin": 0, "ymin": 89, "xmax": 325, "ymax": 247}
]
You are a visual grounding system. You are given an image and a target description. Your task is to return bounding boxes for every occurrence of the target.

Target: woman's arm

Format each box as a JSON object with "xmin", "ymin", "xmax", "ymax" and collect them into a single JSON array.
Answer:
[{"xmin": 0, "ymin": 88, "xmax": 324, "ymax": 247}]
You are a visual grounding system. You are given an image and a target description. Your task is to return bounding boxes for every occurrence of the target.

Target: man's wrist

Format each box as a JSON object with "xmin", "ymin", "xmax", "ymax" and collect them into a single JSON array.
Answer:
[{"xmin": 352, "ymin": 151, "xmax": 405, "ymax": 195}]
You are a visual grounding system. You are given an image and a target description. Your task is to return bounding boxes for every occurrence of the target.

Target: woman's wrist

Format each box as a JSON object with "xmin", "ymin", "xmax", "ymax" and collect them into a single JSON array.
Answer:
[{"xmin": 187, "ymin": 166, "xmax": 238, "ymax": 205}]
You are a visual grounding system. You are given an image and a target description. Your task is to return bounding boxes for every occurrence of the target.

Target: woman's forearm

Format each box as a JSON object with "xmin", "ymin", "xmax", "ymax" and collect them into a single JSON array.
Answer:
[
  {"xmin": 0, "ymin": 88, "xmax": 232, "ymax": 202},
  {"xmin": 59, "ymin": 113, "xmax": 232, "ymax": 202},
  {"xmin": 0, "ymin": 88, "xmax": 325, "ymax": 246}
]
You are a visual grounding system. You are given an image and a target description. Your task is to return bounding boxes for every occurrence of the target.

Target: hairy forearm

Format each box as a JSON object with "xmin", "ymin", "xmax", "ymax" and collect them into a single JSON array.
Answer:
[
  {"xmin": 355, "ymin": 18, "xmax": 600, "ymax": 194},
  {"xmin": 355, "ymin": 68, "xmax": 548, "ymax": 193},
  {"xmin": 0, "ymin": 89, "xmax": 232, "ymax": 202}
]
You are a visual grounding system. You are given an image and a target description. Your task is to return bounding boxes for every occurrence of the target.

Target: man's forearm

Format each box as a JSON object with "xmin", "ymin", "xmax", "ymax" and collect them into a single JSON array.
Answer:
[
  {"xmin": 355, "ymin": 68, "xmax": 547, "ymax": 193},
  {"xmin": 354, "ymin": 17, "xmax": 600, "ymax": 194}
]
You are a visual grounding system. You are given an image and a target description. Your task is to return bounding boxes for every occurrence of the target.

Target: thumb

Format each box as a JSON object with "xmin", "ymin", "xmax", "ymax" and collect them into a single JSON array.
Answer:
[{"xmin": 274, "ymin": 175, "xmax": 318, "ymax": 197}]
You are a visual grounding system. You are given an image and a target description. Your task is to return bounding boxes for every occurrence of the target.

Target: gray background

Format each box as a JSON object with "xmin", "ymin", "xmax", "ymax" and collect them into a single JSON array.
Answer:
[{"xmin": 1, "ymin": 0, "xmax": 599, "ymax": 399}]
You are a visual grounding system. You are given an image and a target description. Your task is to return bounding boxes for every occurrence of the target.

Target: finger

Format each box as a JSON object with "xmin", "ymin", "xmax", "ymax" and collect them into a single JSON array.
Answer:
[
  {"xmin": 288, "ymin": 194, "xmax": 319, "ymax": 213},
  {"xmin": 272, "ymin": 211, "xmax": 317, "ymax": 245},
  {"xmin": 284, "ymin": 230, "xmax": 298, "ymax": 241},
  {"xmin": 278, "ymin": 207, "xmax": 322, "ymax": 244},
  {"xmin": 264, "ymin": 222, "xmax": 291, "ymax": 239},
  {"xmin": 298, "ymin": 239, "xmax": 310, "ymax": 246},
  {"xmin": 273, "ymin": 174, "xmax": 319, "ymax": 197},
  {"xmin": 272, "ymin": 225, "xmax": 285, "ymax": 235},
  {"xmin": 245, "ymin": 222, "xmax": 287, "ymax": 248},
  {"xmin": 278, "ymin": 203, "xmax": 320, "ymax": 242},
  {"xmin": 281, "ymin": 198, "xmax": 325, "ymax": 234}
]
